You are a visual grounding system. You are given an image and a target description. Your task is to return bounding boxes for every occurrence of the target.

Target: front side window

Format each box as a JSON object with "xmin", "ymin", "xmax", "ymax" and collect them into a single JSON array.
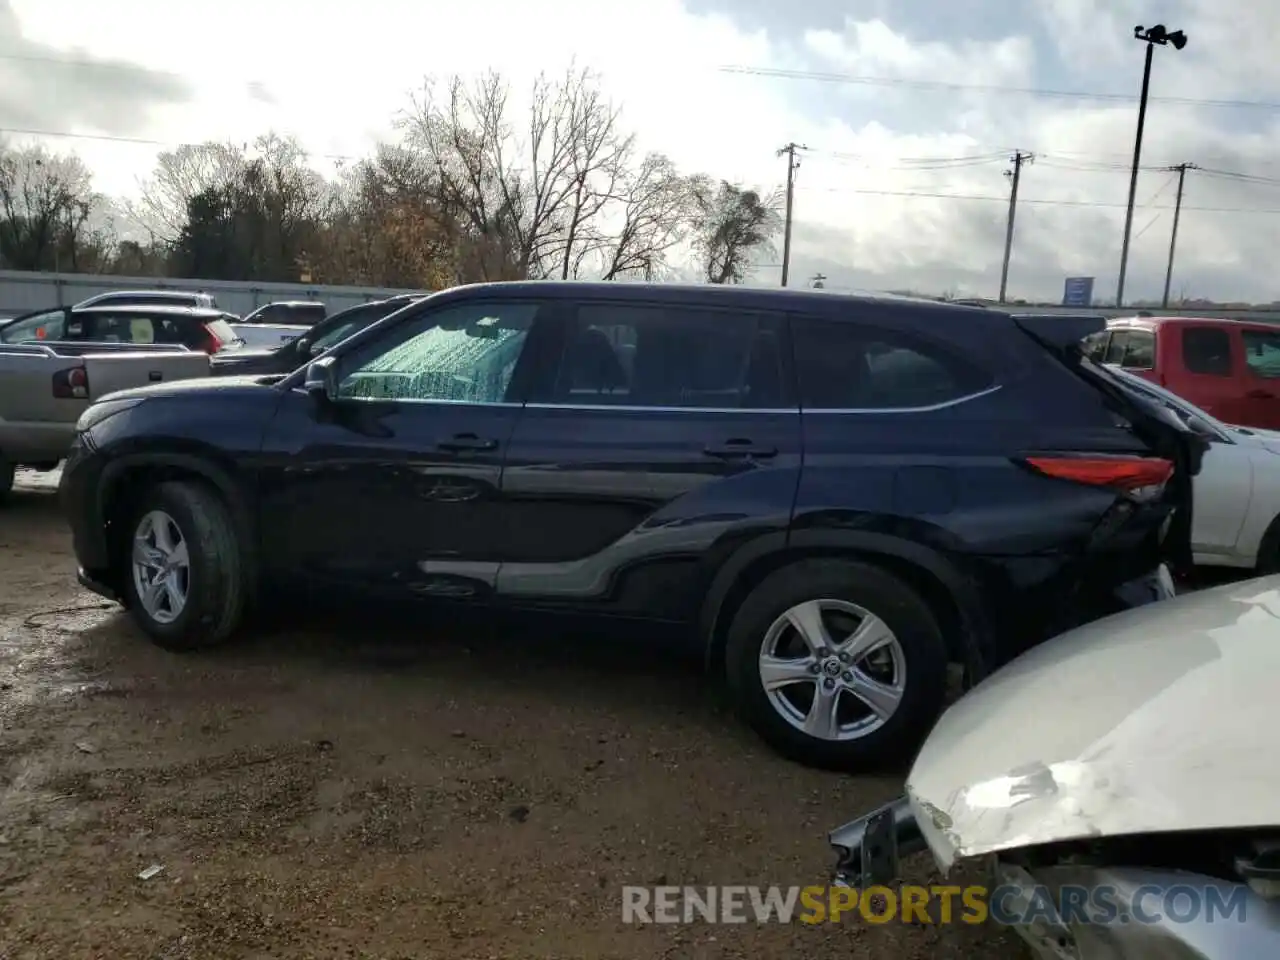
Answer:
[
  {"xmin": 546, "ymin": 303, "xmax": 787, "ymax": 409},
  {"xmin": 337, "ymin": 301, "xmax": 538, "ymax": 403},
  {"xmin": 1081, "ymin": 331, "xmax": 1110, "ymax": 362},
  {"xmin": 1242, "ymin": 329, "xmax": 1280, "ymax": 379},
  {"xmin": 1181, "ymin": 327, "xmax": 1233, "ymax": 377},
  {"xmin": 793, "ymin": 318, "xmax": 992, "ymax": 409},
  {"xmin": 1103, "ymin": 331, "xmax": 1129, "ymax": 364},
  {"xmin": 0, "ymin": 309, "xmax": 67, "ymax": 343},
  {"xmin": 1119, "ymin": 330, "xmax": 1155, "ymax": 369}
]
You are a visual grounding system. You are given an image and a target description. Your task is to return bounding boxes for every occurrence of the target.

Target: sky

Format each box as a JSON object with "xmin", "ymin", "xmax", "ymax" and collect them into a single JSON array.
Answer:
[{"xmin": 2, "ymin": 0, "xmax": 1278, "ymax": 304}]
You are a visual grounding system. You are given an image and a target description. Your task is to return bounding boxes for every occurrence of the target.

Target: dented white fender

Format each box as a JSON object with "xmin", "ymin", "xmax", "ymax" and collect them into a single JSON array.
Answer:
[{"xmin": 905, "ymin": 575, "xmax": 1280, "ymax": 871}]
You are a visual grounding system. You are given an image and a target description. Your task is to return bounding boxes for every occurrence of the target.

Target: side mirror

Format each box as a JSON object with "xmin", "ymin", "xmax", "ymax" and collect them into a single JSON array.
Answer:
[{"xmin": 303, "ymin": 356, "xmax": 339, "ymax": 402}]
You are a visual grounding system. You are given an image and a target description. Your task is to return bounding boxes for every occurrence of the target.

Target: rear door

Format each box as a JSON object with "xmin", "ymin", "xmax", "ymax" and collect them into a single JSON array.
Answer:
[
  {"xmin": 496, "ymin": 298, "xmax": 801, "ymax": 619},
  {"xmin": 1238, "ymin": 326, "xmax": 1280, "ymax": 429}
]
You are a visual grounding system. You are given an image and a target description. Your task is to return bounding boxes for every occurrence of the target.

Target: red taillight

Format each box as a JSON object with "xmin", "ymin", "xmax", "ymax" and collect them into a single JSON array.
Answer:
[
  {"xmin": 201, "ymin": 324, "xmax": 222, "ymax": 354},
  {"xmin": 52, "ymin": 366, "xmax": 89, "ymax": 399},
  {"xmin": 1023, "ymin": 455, "xmax": 1173, "ymax": 500}
]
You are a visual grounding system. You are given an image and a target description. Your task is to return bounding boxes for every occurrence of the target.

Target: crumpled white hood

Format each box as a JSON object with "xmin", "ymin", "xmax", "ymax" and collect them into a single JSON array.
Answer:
[{"xmin": 906, "ymin": 576, "xmax": 1280, "ymax": 871}]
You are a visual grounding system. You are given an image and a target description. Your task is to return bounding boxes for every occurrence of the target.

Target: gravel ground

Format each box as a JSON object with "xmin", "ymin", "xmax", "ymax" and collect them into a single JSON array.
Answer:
[{"xmin": 0, "ymin": 471, "xmax": 1026, "ymax": 959}]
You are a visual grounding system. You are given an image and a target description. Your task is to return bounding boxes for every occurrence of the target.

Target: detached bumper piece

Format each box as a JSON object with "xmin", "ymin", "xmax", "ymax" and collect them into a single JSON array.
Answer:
[{"xmin": 829, "ymin": 796, "xmax": 925, "ymax": 888}]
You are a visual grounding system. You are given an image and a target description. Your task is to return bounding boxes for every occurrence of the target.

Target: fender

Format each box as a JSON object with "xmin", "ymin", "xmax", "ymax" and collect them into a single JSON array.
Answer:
[
  {"xmin": 97, "ymin": 450, "xmax": 259, "ymax": 584},
  {"xmin": 698, "ymin": 529, "xmax": 996, "ymax": 681}
]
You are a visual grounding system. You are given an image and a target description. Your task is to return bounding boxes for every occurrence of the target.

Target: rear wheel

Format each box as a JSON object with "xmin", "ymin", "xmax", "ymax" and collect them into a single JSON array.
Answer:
[
  {"xmin": 724, "ymin": 558, "xmax": 949, "ymax": 771},
  {"xmin": 119, "ymin": 480, "xmax": 246, "ymax": 651}
]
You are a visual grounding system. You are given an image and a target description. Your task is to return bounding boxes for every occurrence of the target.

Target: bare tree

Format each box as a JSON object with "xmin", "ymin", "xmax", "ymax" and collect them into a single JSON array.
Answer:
[
  {"xmin": 691, "ymin": 180, "xmax": 783, "ymax": 284},
  {"xmin": 129, "ymin": 141, "xmax": 245, "ymax": 243},
  {"xmin": 0, "ymin": 142, "xmax": 106, "ymax": 271},
  {"xmin": 401, "ymin": 67, "xmax": 635, "ymax": 282},
  {"xmin": 585, "ymin": 153, "xmax": 698, "ymax": 280}
]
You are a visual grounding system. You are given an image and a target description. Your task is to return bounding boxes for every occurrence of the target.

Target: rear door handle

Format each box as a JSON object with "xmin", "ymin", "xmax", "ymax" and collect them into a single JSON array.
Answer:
[
  {"xmin": 703, "ymin": 438, "xmax": 777, "ymax": 459},
  {"xmin": 438, "ymin": 433, "xmax": 498, "ymax": 452},
  {"xmin": 1247, "ymin": 389, "xmax": 1275, "ymax": 400}
]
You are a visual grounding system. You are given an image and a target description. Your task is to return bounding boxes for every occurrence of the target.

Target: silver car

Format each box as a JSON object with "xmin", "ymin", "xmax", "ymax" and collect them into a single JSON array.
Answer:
[{"xmin": 829, "ymin": 575, "xmax": 1280, "ymax": 957}]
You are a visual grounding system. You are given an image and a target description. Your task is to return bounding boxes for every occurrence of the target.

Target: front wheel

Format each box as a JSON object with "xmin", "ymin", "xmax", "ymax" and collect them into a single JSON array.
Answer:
[
  {"xmin": 724, "ymin": 559, "xmax": 949, "ymax": 771},
  {"xmin": 119, "ymin": 480, "xmax": 247, "ymax": 651}
]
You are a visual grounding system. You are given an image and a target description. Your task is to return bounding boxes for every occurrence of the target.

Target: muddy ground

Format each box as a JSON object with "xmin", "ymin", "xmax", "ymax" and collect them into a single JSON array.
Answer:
[{"xmin": 0, "ymin": 471, "xmax": 1025, "ymax": 959}]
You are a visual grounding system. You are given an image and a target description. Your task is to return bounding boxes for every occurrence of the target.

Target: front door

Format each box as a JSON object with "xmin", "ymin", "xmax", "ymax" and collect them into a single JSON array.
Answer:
[
  {"xmin": 258, "ymin": 298, "xmax": 548, "ymax": 599},
  {"xmin": 496, "ymin": 298, "xmax": 802, "ymax": 620}
]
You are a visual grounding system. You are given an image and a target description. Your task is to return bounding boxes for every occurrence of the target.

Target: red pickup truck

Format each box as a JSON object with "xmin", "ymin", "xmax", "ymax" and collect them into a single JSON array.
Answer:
[{"xmin": 1083, "ymin": 316, "xmax": 1280, "ymax": 430}]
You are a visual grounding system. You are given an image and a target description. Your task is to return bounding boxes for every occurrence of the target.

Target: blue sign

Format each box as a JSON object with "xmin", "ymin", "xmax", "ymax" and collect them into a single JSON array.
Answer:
[{"xmin": 1063, "ymin": 277, "xmax": 1095, "ymax": 307}]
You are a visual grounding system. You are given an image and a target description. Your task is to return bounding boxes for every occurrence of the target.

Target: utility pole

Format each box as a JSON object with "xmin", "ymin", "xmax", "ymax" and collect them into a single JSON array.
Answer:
[
  {"xmin": 998, "ymin": 150, "xmax": 1033, "ymax": 303},
  {"xmin": 778, "ymin": 143, "xmax": 807, "ymax": 287},
  {"xmin": 1161, "ymin": 162, "xmax": 1197, "ymax": 308}
]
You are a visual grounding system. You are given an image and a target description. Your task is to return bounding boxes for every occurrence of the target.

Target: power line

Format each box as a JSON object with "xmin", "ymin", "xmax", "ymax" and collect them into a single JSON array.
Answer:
[
  {"xmin": 795, "ymin": 185, "xmax": 1280, "ymax": 213},
  {"xmin": 719, "ymin": 65, "xmax": 1280, "ymax": 111},
  {"xmin": 0, "ymin": 125, "xmax": 360, "ymax": 164}
]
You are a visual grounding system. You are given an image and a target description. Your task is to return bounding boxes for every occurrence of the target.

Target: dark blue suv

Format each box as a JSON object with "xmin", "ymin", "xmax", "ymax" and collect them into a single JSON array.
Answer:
[{"xmin": 60, "ymin": 282, "xmax": 1202, "ymax": 769}]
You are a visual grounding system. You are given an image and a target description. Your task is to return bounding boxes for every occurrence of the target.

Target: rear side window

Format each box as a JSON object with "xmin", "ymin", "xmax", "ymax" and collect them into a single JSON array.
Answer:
[
  {"xmin": 1242, "ymin": 329, "xmax": 1280, "ymax": 379},
  {"xmin": 792, "ymin": 318, "xmax": 992, "ymax": 410},
  {"xmin": 547, "ymin": 303, "xmax": 789, "ymax": 409},
  {"xmin": 1119, "ymin": 330, "xmax": 1154, "ymax": 369},
  {"xmin": 1182, "ymin": 327, "xmax": 1233, "ymax": 376}
]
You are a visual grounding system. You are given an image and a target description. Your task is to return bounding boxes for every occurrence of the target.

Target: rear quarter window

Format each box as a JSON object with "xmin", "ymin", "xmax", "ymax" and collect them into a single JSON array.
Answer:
[
  {"xmin": 1181, "ymin": 326, "xmax": 1233, "ymax": 376},
  {"xmin": 792, "ymin": 318, "xmax": 992, "ymax": 409}
]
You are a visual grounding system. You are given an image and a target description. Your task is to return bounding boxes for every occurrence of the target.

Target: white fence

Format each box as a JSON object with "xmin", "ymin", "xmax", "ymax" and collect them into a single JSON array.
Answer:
[
  {"xmin": 0, "ymin": 270, "xmax": 423, "ymax": 319},
  {"xmin": 3, "ymin": 268, "xmax": 1278, "ymax": 324}
]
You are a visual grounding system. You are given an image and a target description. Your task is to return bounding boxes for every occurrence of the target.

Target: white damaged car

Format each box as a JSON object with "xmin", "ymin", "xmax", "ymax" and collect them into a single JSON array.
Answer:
[{"xmin": 829, "ymin": 575, "xmax": 1280, "ymax": 957}]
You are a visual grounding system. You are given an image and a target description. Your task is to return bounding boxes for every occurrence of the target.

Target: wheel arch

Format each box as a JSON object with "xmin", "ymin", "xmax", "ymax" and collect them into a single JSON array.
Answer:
[
  {"xmin": 98, "ymin": 450, "xmax": 257, "ymax": 592},
  {"xmin": 699, "ymin": 530, "xmax": 994, "ymax": 683}
]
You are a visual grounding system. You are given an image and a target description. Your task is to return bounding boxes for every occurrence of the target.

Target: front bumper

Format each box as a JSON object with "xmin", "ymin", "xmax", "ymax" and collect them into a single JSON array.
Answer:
[{"xmin": 59, "ymin": 435, "xmax": 113, "ymax": 576}]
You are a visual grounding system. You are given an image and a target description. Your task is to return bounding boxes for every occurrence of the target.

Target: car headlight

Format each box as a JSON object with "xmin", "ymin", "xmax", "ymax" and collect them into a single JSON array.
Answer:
[{"xmin": 75, "ymin": 398, "xmax": 144, "ymax": 434}]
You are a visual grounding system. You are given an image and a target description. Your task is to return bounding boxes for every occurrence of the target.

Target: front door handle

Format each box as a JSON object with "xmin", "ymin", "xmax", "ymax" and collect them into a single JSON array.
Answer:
[
  {"xmin": 439, "ymin": 433, "xmax": 498, "ymax": 452},
  {"xmin": 704, "ymin": 438, "xmax": 777, "ymax": 459},
  {"xmin": 1247, "ymin": 389, "xmax": 1275, "ymax": 400}
]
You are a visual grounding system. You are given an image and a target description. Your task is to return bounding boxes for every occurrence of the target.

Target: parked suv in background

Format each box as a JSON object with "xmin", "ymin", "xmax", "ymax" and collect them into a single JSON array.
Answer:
[
  {"xmin": 1084, "ymin": 315, "xmax": 1280, "ymax": 429},
  {"xmin": 210, "ymin": 295, "xmax": 421, "ymax": 376},
  {"xmin": 74, "ymin": 290, "xmax": 218, "ymax": 310},
  {"xmin": 60, "ymin": 283, "xmax": 1201, "ymax": 769},
  {"xmin": 1, "ymin": 305, "xmax": 243, "ymax": 354},
  {"xmin": 240, "ymin": 301, "xmax": 328, "ymax": 327}
]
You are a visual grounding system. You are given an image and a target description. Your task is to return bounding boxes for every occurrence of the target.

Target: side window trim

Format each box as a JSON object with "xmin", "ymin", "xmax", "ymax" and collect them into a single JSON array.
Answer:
[
  {"xmin": 791, "ymin": 314, "xmax": 999, "ymax": 413},
  {"xmin": 524, "ymin": 299, "xmax": 797, "ymax": 412},
  {"xmin": 330, "ymin": 298, "xmax": 551, "ymax": 407}
]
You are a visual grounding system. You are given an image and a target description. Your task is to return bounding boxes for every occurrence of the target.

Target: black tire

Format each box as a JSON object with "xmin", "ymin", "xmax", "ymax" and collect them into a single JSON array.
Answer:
[
  {"xmin": 119, "ymin": 480, "xmax": 246, "ymax": 651},
  {"xmin": 0, "ymin": 456, "xmax": 13, "ymax": 504},
  {"xmin": 1256, "ymin": 516, "xmax": 1280, "ymax": 575},
  {"xmin": 724, "ymin": 558, "xmax": 949, "ymax": 771}
]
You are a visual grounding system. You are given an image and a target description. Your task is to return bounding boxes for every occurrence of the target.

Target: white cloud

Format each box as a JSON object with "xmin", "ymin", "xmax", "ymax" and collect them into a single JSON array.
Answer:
[{"xmin": 6, "ymin": 0, "xmax": 1280, "ymax": 304}]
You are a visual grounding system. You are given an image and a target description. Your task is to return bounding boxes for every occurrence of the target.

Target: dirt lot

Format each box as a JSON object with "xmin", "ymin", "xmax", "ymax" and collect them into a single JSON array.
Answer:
[{"xmin": 0, "ymin": 472, "xmax": 1025, "ymax": 959}]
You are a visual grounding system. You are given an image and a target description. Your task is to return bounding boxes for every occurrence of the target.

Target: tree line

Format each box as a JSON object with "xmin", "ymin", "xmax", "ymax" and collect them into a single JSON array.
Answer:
[{"xmin": 0, "ymin": 69, "xmax": 784, "ymax": 289}]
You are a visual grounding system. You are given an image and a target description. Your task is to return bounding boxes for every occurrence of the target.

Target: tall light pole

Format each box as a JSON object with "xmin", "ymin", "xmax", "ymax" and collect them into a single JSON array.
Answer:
[{"xmin": 1116, "ymin": 24, "xmax": 1187, "ymax": 308}]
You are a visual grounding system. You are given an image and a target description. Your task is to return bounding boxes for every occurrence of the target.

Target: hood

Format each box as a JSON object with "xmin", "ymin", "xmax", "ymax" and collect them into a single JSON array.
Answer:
[
  {"xmin": 906, "ymin": 576, "xmax": 1280, "ymax": 872},
  {"xmin": 1231, "ymin": 425, "xmax": 1280, "ymax": 455},
  {"xmin": 100, "ymin": 374, "xmax": 278, "ymax": 402}
]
